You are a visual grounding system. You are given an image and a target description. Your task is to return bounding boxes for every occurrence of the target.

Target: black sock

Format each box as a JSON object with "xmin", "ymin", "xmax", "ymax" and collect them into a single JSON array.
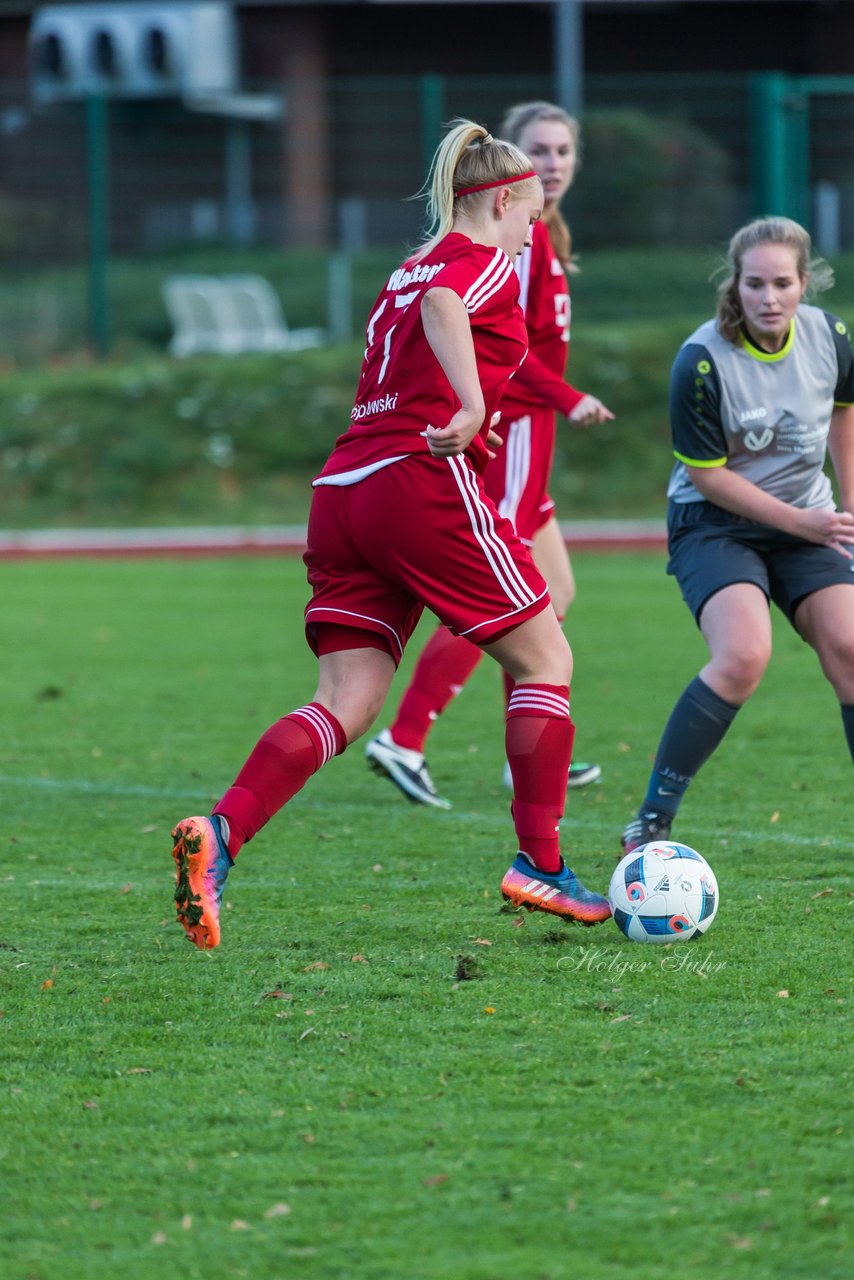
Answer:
[
  {"xmin": 840, "ymin": 704, "xmax": 854, "ymax": 762},
  {"xmin": 641, "ymin": 676, "xmax": 741, "ymax": 818}
]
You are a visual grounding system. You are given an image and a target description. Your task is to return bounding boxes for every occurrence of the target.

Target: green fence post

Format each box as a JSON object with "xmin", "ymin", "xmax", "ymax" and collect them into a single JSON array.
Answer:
[
  {"xmin": 786, "ymin": 82, "xmax": 810, "ymax": 229},
  {"xmin": 749, "ymin": 72, "xmax": 790, "ymax": 217},
  {"xmin": 86, "ymin": 92, "xmax": 110, "ymax": 358},
  {"xmin": 420, "ymin": 73, "xmax": 444, "ymax": 180}
]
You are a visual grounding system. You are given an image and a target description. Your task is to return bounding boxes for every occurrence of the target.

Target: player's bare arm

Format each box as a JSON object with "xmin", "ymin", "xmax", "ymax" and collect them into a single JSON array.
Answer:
[
  {"xmin": 689, "ymin": 462, "xmax": 854, "ymax": 557},
  {"xmin": 827, "ymin": 403, "xmax": 854, "ymax": 515},
  {"xmin": 420, "ymin": 286, "xmax": 485, "ymax": 456}
]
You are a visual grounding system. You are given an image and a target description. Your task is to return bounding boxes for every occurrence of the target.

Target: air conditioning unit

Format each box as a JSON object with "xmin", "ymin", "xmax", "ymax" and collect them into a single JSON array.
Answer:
[{"xmin": 28, "ymin": 2, "xmax": 238, "ymax": 102}]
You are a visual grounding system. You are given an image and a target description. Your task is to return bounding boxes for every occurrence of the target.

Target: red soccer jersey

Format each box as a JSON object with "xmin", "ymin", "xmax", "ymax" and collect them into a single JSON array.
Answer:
[
  {"xmin": 499, "ymin": 218, "xmax": 584, "ymax": 420},
  {"xmin": 315, "ymin": 233, "xmax": 528, "ymax": 479}
]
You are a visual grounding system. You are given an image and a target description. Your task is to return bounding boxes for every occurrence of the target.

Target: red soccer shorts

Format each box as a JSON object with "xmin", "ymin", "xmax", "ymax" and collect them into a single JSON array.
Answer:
[
  {"xmin": 304, "ymin": 453, "xmax": 549, "ymax": 664},
  {"xmin": 484, "ymin": 407, "xmax": 557, "ymax": 545}
]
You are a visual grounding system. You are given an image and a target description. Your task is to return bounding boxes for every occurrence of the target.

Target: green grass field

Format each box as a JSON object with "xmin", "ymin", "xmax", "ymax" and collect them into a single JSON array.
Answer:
[{"xmin": 1, "ymin": 551, "xmax": 850, "ymax": 1280}]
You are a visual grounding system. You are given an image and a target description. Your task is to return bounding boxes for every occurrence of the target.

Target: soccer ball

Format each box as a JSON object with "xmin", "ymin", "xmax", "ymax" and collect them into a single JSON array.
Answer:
[{"xmin": 608, "ymin": 841, "xmax": 719, "ymax": 944}]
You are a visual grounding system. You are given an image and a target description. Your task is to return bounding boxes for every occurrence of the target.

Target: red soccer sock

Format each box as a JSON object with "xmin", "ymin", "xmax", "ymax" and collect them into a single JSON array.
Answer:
[
  {"xmin": 505, "ymin": 683, "xmax": 574, "ymax": 874},
  {"xmin": 390, "ymin": 625, "xmax": 484, "ymax": 752},
  {"xmin": 213, "ymin": 703, "xmax": 346, "ymax": 857}
]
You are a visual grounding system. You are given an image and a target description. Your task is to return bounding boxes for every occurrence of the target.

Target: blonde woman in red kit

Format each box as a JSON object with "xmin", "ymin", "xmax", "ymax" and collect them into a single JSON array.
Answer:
[
  {"xmin": 171, "ymin": 118, "xmax": 611, "ymax": 949},
  {"xmin": 367, "ymin": 101, "xmax": 614, "ymax": 808}
]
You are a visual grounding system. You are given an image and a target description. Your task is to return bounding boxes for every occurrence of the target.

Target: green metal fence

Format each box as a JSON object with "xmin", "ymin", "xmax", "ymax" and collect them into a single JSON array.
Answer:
[{"xmin": 2, "ymin": 69, "xmax": 853, "ymax": 359}]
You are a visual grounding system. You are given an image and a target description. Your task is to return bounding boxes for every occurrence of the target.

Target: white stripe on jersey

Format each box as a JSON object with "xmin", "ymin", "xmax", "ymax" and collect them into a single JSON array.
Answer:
[
  {"xmin": 498, "ymin": 415, "xmax": 532, "ymax": 525},
  {"xmin": 291, "ymin": 704, "xmax": 337, "ymax": 764},
  {"xmin": 515, "ymin": 244, "xmax": 532, "ymax": 314},
  {"xmin": 448, "ymin": 455, "xmax": 538, "ymax": 609},
  {"xmin": 508, "ymin": 688, "xmax": 570, "ymax": 719},
  {"xmin": 468, "ymin": 256, "xmax": 514, "ymax": 313},
  {"xmin": 462, "ymin": 248, "xmax": 514, "ymax": 313}
]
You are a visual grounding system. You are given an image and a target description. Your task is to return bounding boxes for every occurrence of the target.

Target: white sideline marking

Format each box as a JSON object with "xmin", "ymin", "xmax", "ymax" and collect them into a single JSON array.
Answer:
[
  {"xmin": 0, "ymin": 774, "xmax": 209, "ymax": 800},
  {"xmin": 0, "ymin": 774, "xmax": 844, "ymax": 849}
]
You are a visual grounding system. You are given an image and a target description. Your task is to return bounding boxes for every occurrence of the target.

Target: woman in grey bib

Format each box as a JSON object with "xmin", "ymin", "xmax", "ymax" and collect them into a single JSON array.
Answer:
[{"xmin": 622, "ymin": 215, "xmax": 854, "ymax": 856}]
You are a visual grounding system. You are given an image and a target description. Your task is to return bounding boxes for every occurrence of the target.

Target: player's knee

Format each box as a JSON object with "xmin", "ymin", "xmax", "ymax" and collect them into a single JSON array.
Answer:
[
  {"xmin": 816, "ymin": 633, "xmax": 854, "ymax": 699},
  {"xmin": 550, "ymin": 580, "xmax": 575, "ymax": 616},
  {"xmin": 714, "ymin": 641, "xmax": 769, "ymax": 699}
]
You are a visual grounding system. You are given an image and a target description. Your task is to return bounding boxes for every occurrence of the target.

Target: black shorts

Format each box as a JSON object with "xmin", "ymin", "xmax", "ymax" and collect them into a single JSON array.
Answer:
[{"xmin": 666, "ymin": 500, "xmax": 854, "ymax": 626}]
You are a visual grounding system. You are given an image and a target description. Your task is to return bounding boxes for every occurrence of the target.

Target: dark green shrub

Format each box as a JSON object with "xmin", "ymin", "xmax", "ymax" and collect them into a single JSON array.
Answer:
[{"xmin": 571, "ymin": 109, "xmax": 733, "ymax": 248}]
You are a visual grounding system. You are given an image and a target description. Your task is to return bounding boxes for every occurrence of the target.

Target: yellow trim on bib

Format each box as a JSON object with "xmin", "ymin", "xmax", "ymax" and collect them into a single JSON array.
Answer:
[
  {"xmin": 673, "ymin": 451, "xmax": 727, "ymax": 468},
  {"xmin": 742, "ymin": 317, "xmax": 796, "ymax": 363}
]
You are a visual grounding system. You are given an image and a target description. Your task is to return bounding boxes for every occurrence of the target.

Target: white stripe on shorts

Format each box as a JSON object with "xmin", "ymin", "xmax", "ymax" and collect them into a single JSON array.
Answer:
[
  {"xmin": 304, "ymin": 606, "xmax": 405, "ymax": 660},
  {"xmin": 447, "ymin": 455, "xmax": 538, "ymax": 610},
  {"xmin": 498, "ymin": 415, "xmax": 532, "ymax": 526}
]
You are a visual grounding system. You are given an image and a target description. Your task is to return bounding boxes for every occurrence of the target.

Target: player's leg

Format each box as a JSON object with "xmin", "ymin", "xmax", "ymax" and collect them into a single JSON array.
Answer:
[
  {"xmin": 528, "ymin": 515, "xmax": 601, "ymax": 789},
  {"xmin": 793, "ymin": 582, "xmax": 854, "ymax": 760},
  {"xmin": 173, "ymin": 640, "xmax": 396, "ymax": 949},
  {"xmin": 365, "ymin": 414, "xmax": 535, "ymax": 808},
  {"xmin": 532, "ymin": 513, "xmax": 576, "ymax": 617},
  {"xmin": 622, "ymin": 582, "xmax": 769, "ymax": 853},
  {"xmin": 364, "ymin": 623, "xmax": 483, "ymax": 809},
  {"xmin": 483, "ymin": 610, "xmax": 611, "ymax": 924},
  {"xmin": 172, "ymin": 475, "xmax": 410, "ymax": 950}
]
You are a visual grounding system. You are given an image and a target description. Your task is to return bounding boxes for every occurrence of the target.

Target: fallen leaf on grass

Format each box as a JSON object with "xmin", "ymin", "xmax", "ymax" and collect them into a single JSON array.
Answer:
[
  {"xmin": 422, "ymin": 1174, "xmax": 448, "ymax": 1187},
  {"xmin": 181, "ymin": 1215, "xmax": 192, "ymax": 1230},
  {"xmin": 40, "ymin": 979, "xmax": 54, "ymax": 990},
  {"xmin": 119, "ymin": 884, "xmax": 133, "ymax": 894},
  {"xmin": 726, "ymin": 1235, "xmax": 754, "ymax": 1250},
  {"xmin": 261, "ymin": 989, "xmax": 294, "ymax": 1001},
  {"xmin": 350, "ymin": 954, "xmax": 369, "ymax": 964},
  {"xmin": 609, "ymin": 1014, "xmax": 633, "ymax": 1023},
  {"xmin": 776, "ymin": 990, "xmax": 790, "ymax": 998},
  {"xmin": 264, "ymin": 1203, "xmax": 292, "ymax": 1219},
  {"xmin": 302, "ymin": 961, "xmax": 329, "ymax": 972},
  {"xmin": 470, "ymin": 937, "xmax": 493, "ymax": 947},
  {"xmin": 299, "ymin": 1028, "xmax": 315, "ymax": 1041},
  {"xmin": 769, "ymin": 811, "xmax": 779, "ymax": 824},
  {"xmin": 82, "ymin": 1100, "xmax": 99, "ymax": 1110},
  {"xmin": 150, "ymin": 1232, "xmax": 167, "ymax": 1246},
  {"xmin": 230, "ymin": 1219, "xmax": 251, "ymax": 1231},
  {"xmin": 810, "ymin": 888, "xmax": 833, "ymax": 899},
  {"xmin": 125, "ymin": 1067, "xmax": 152, "ymax": 1075}
]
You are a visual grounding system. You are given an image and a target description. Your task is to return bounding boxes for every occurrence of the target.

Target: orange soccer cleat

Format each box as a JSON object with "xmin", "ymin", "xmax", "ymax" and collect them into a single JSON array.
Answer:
[
  {"xmin": 501, "ymin": 852, "xmax": 611, "ymax": 925},
  {"xmin": 172, "ymin": 815, "xmax": 233, "ymax": 949}
]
